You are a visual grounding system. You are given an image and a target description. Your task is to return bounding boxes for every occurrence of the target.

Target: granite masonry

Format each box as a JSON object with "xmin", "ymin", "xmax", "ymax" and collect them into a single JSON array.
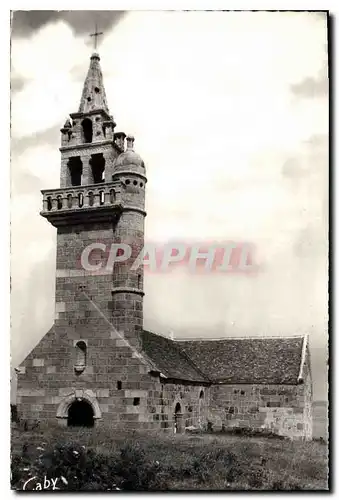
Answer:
[{"xmin": 16, "ymin": 52, "xmax": 313, "ymax": 440}]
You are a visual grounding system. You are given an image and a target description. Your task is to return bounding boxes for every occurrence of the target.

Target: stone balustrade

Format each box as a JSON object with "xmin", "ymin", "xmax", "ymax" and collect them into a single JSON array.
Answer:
[{"xmin": 41, "ymin": 181, "xmax": 122, "ymax": 214}]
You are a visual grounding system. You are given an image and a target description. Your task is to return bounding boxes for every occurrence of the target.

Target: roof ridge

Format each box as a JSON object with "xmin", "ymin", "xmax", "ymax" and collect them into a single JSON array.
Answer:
[{"xmin": 176, "ymin": 335, "xmax": 305, "ymax": 341}]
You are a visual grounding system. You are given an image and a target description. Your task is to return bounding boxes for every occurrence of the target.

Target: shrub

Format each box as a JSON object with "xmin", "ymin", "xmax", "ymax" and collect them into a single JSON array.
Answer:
[
  {"xmin": 219, "ymin": 426, "xmax": 285, "ymax": 439},
  {"xmin": 11, "ymin": 427, "xmax": 328, "ymax": 491}
]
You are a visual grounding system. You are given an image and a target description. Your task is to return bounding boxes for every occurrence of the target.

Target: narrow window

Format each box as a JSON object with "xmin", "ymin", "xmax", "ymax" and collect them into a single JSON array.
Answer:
[
  {"xmin": 57, "ymin": 196, "xmax": 63, "ymax": 210},
  {"xmin": 74, "ymin": 341, "xmax": 87, "ymax": 374},
  {"xmin": 82, "ymin": 118, "xmax": 93, "ymax": 143},
  {"xmin": 47, "ymin": 196, "xmax": 52, "ymax": 211},
  {"xmin": 133, "ymin": 397, "xmax": 140, "ymax": 406},
  {"xmin": 137, "ymin": 274, "xmax": 141, "ymax": 288},
  {"xmin": 117, "ymin": 381, "xmax": 122, "ymax": 390},
  {"xmin": 99, "ymin": 191, "xmax": 105, "ymax": 205},
  {"xmin": 67, "ymin": 194, "xmax": 72, "ymax": 209},
  {"xmin": 199, "ymin": 390, "xmax": 204, "ymax": 399},
  {"xmin": 88, "ymin": 191, "xmax": 94, "ymax": 207},
  {"xmin": 110, "ymin": 189, "xmax": 115, "ymax": 204},
  {"xmin": 78, "ymin": 193, "xmax": 84, "ymax": 208}
]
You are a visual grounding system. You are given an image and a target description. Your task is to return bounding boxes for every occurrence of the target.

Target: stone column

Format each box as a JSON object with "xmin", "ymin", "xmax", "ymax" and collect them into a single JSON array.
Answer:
[
  {"xmin": 60, "ymin": 157, "xmax": 70, "ymax": 188},
  {"xmin": 82, "ymin": 155, "xmax": 93, "ymax": 185},
  {"xmin": 51, "ymin": 197, "xmax": 58, "ymax": 210},
  {"xmin": 103, "ymin": 152, "xmax": 114, "ymax": 183}
]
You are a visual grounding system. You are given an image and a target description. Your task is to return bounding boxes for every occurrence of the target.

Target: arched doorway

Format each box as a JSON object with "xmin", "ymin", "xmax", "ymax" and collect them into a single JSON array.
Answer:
[
  {"xmin": 174, "ymin": 402, "xmax": 184, "ymax": 434},
  {"xmin": 67, "ymin": 399, "xmax": 94, "ymax": 427}
]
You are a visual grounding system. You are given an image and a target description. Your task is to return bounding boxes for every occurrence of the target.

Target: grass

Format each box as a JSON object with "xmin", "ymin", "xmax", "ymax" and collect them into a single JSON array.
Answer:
[{"xmin": 11, "ymin": 423, "xmax": 329, "ymax": 491}]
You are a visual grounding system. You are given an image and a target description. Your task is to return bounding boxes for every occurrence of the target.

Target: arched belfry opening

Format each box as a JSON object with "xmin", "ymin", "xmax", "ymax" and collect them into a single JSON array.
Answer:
[
  {"xmin": 67, "ymin": 400, "xmax": 94, "ymax": 427},
  {"xmin": 81, "ymin": 118, "xmax": 93, "ymax": 143},
  {"xmin": 90, "ymin": 153, "xmax": 105, "ymax": 183},
  {"xmin": 68, "ymin": 157, "xmax": 82, "ymax": 186}
]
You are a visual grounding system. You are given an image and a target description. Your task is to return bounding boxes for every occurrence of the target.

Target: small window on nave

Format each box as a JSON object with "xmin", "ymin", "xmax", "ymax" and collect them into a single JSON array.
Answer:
[{"xmin": 74, "ymin": 341, "xmax": 87, "ymax": 374}]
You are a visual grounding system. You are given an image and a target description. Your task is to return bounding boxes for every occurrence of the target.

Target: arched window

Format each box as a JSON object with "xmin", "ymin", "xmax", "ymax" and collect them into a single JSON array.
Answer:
[
  {"xmin": 57, "ymin": 195, "xmax": 63, "ymax": 210},
  {"xmin": 199, "ymin": 390, "xmax": 204, "ymax": 399},
  {"xmin": 47, "ymin": 197, "xmax": 52, "ymax": 211},
  {"xmin": 75, "ymin": 341, "xmax": 87, "ymax": 373},
  {"xmin": 67, "ymin": 194, "xmax": 72, "ymax": 209},
  {"xmin": 81, "ymin": 118, "xmax": 93, "ymax": 143},
  {"xmin": 99, "ymin": 191, "xmax": 105, "ymax": 205}
]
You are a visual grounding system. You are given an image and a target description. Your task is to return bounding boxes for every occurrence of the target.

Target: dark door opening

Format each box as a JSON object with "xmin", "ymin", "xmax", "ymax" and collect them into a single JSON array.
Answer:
[
  {"xmin": 67, "ymin": 400, "xmax": 94, "ymax": 427},
  {"xmin": 174, "ymin": 402, "xmax": 184, "ymax": 434}
]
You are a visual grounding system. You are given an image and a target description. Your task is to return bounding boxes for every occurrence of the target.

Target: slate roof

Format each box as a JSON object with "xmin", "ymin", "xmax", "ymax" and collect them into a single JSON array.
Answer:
[
  {"xmin": 141, "ymin": 331, "xmax": 305, "ymax": 385},
  {"xmin": 140, "ymin": 330, "xmax": 207, "ymax": 382},
  {"xmin": 177, "ymin": 337, "xmax": 305, "ymax": 384}
]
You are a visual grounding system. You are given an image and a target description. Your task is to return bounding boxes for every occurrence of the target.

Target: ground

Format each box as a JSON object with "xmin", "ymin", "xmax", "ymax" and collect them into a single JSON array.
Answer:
[{"xmin": 11, "ymin": 424, "xmax": 328, "ymax": 491}]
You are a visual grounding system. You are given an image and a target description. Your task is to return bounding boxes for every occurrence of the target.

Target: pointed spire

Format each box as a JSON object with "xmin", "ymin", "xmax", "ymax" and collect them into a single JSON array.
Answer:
[{"xmin": 78, "ymin": 53, "xmax": 109, "ymax": 114}]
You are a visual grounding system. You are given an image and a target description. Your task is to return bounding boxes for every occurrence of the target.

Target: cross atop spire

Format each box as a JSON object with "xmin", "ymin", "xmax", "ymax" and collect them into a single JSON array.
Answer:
[{"xmin": 89, "ymin": 24, "xmax": 103, "ymax": 50}]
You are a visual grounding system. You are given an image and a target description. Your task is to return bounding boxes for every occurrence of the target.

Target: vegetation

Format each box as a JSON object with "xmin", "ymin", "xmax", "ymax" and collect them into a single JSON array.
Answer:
[{"xmin": 11, "ymin": 424, "xmax": 328, "ymax": 491}]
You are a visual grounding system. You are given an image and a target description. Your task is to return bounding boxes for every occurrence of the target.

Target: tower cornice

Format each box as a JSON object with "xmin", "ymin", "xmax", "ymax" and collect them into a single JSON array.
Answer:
[
  {"xmin": 60, "ymin": 139, "xmax": 117, "ymax": 153},
  {"xmin": 70, "ymin": 109, "xmax": 113, "ymax": 122},
  {"xmin": 40, "ymin": 204, "xmax": 123, "ymax": 228}
]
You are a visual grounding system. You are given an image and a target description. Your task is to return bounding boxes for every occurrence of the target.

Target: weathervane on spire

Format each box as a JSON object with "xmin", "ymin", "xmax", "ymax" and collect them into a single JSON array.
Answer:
[{"xmin": 89, "ymin": 23, "xmax": 103, "ymax": 50}]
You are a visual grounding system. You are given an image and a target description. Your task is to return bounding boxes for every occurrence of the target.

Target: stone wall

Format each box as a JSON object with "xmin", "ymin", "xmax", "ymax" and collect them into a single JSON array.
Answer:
[
  {"xmin": 142, "ymin": 380, "xmax": 210, "ymax": 432},
  {"xmin": 16, "ymin": 324, "xmax": 157, "ymax": 429},
  {"xmin": 16, "ymin": 333, "xmax": 312, "ymax": 439},
  {"xmin": 209, "ymin": 381, "xmax": 311, "ymax": 439},
  {"xmin": 16, "ymin": 324, "xmax": 211, "ymax": 432},
  {"xmin": 55, "ymin": 222, "xmax": 115, "ymax": 320}
]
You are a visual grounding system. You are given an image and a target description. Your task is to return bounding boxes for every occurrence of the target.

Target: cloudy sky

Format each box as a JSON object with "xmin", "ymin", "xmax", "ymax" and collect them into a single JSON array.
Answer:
[{"xmin": 10, "ymin": 11, "xmax": 328, "ymax": 399}]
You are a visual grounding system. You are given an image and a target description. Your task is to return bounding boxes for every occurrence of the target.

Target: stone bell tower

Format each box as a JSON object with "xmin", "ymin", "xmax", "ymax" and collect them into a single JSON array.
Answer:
[{"xmin": 41, "ymin": 52, "xmax": 147, "ymax": 348}]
